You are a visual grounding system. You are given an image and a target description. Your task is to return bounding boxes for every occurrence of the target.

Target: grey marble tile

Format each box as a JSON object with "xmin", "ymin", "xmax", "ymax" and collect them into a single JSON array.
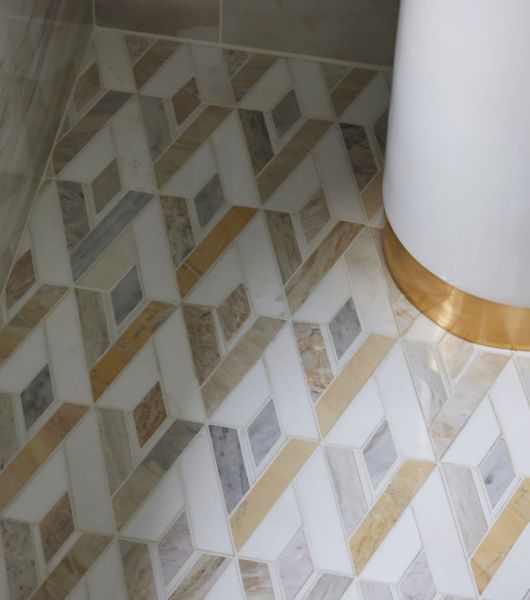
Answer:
[
  {"xmin": 340, "ymin": 124, "xmax": 378, "ymax": 190},
  {"xmin": 217, "ymin": 283, "xmax": 251, "ymax": 342},
  {"xmin": 442, "ymin": 463, "xmax": 487, "ymax": 555},
  {"xmin": 248, "ymin": 400, "xmax": 281, "ymax": 467},
  {"xmin": 74, "ymin": 62, "xmax": 102, "ymax": 113},
  {"xmin": 277, "ymin": 530, "xmax": 314, "ymax": 600},
  {"xmin": 306, "ymin": 574, "xmax": 352, "ymax": 599},
  {"xmin": 111, "ymin": 265, "xmax": 143, "ymax": 326},
  {"xmin": 172, "ymin": 77, "xmax": 201, "ymax": 125},
  {"xmin": 75, "ymin": 288, "xmax": 110, "ymax": 367},
  {"xmin": 160, "ymin": 196, "xmax": 195, "ymax": 267},
  {"xmin": 57, "ymin": 180, "xmax": 90, "ymax": 252},
  {"xmin": 194, "ymin": 174, "xmax": 226, "ymax": 228},
  {"xmin": 158, "ymin": 512, "xmax": 194, "ymax": 584},
  {"xmin": 96, "ymin": 407, "xmax": 133, "ymax": 494},
  {"xmin": 239, "ymin": 559, "xmax": 274, "ymax": 599},
  {"xmin": 239, "ymin": 109, "xmax": 274, "ymax": 174},
  {"xmin": 0, "ymin": 519, "xmax": 38, "ymax": 600},
  {"xmin": 5, "ymin": 249, "xmax": 35, "ymax": 309},
  {"xmin": 120, "ymin": 540, "xmax": 157, "ymax": 600},
  {"xmin": 325, "ymin": 446, "xmax": 367, "ymax": 535},
  {"xmin": 91, "ymin": 159, "xmax": 121, "ymax": 214},
  {"xmin": 70, "ymin": 190, "xmax": 152, "ymax": 280},
  {"xmin": 224, "ymin": 50, "xmax": 249, "ymax": 77},
  {"xmin": 329, "ymin": 298, "xmax": 361, "ymax": 360},
  {"xmin": 0, "ymin": 394, "xmax": 18, "ymax": 470},
  {"xmin": 265, "ymin": 210, "xmax": 302, "ymax": 283},
  {"xmin": 299, "ymin": 188, "xmax": 330, "ymax": 244},
  {"xmin": 183, "ymin": 304, "xmax": 221, "ymax": 384},
  {"xmin": 480, "ymin": 437, "xmax": 515, "ymax": 508},
  {"xmin": 21, "ymin": 365, "xmax": 54, "ymax": 430},
  {"xmin": 125, "ymin": 35, "xmax": 153, "ymax": 64},
  {"xmin": 363, "ymin": 421, "xmax": 397, "ymax": 488},
  {"xmin": 374, "ymin": 109, "xmax": 388, "ymax": 156},
  {"xmin": 399, "ymin": 552, "xmax": 436, "ymax": 600},
  {"xmin": 138, "ymin": 95, "xmax": 172, "ymax": 161},
  {"xmin": 133, "ymin": 39, "xmax": 181, "ymax": 90},
  {"xmin": 272, "ymin": 89, "xmax": 301, "ymax": 138},
  {"xmin": 360, "ymin": 580, "xmax": 393, "ymax": 600},
  {"xmin": 293, "ymin": 322, "xmax": 333, "ymax": 402},
  {"xmin": 209, "ymin": 425, "xmax": 250, "ymax": 514}
]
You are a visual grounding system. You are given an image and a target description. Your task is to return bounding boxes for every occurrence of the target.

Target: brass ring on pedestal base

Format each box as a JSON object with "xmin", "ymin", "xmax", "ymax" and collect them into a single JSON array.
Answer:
[{"xmin": 383, "ymin": 221, "xmax": 530, "ymax": 350}]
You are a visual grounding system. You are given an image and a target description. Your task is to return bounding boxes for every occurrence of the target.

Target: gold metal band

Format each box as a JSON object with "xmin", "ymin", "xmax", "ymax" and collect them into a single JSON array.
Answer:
[{"xmin": 383, "ymin": 221, "xmax": 530, "ymax": 350}]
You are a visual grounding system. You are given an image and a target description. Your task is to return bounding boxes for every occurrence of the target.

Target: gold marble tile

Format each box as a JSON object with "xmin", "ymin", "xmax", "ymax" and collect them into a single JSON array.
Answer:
[
  {"xmin": 154, "ymin": 105, "xmax": 232, "ymax": 188},
  {"xmin": 5, "ymin": 249, "xmax": 35, "ymax": 310},
  {"xmin": 168, "ymin": 554, "xmax": 229, "ymax": 600},
  {"xmin": 120, "ymin": 540, "xmax": 157, "ymax": 600},
  {"xmin": 293, "ymin": 322, "xmax": 334, "ymax": 402},
  {"xmin": 217, "ymin": 283, "xmax": 251, "ymax": 342},
  {"xmin": 0, "ymin": 403, "xmax": 88, "ymax": 511},
  {"xmin": 230, "ymin": 438, "xmax": 318, "ymax": 550},
  {"xmin": 89, "ymin": 300, "xmax": 175, "ymax": 401},
  {"xmin": 256, "ymin": 119, "xmax": 332, "ymax": 203},
  {"xmin": 39, "ymin": 493, "xmax": 75, "ymax": 563},
  {"xmin": 133, "ymin": 382, "xmax": 167, "ymax": 448},
  {"xmin": 176, "ymin": 206, "xmax": 257, "ymax": 296},
  {"xmin": 331, "ymin": 68, "xmax": 377, "ymax": 115},
  {"xmin": 471, "ymin": 479, "xmax": 530, "ymax": 594},
  {"xmin": 316, "ymin": 334, "xmax": 395, "ymax": 436},
  {"xmin": 133, "ymin": 39, "xmax": 180, "ymax": 90},
  {"xmin": 361, "ymin": 170, "xmax": 383, "ymax": 221},
  {"xmin": 231, "ymin": 54, "xmax": 277, "ymax": 101},
  {"xmin": 202, "ymin": 316, "xmax": 285, "ymax": 417},
  {"xmin": 349, "ymin": 460, "xmax": 435, "ymax": 573},
  {"xmin": 285, "ymin": 222, "xmax": 363, "ymax": 314}
]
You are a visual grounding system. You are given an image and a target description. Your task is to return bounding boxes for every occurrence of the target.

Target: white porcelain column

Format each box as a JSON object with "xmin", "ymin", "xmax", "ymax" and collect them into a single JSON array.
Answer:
[{"xmin": 384, "ymin": 0, "xmax": 530, "ymax": 307}]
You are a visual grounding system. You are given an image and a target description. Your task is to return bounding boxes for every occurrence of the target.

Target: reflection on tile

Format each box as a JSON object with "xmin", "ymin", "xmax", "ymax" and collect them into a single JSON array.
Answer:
[
  {"xmin": 325, "ymin": 446, "xmax": 367, "ymax": 535},
  {"xmin": 168, "ymin": 554, "xmax": 228, "ymax": 600},
  {"xmin": 231, "ymin": 54, "xmax": 277, "ymax": 101},
  {"xmin": 0, "ymin": 394, "xmax": 18, "ymax": 470},
  {"xmin": 155, "ymin": 106, "xmax": 232, "ymax": 188},
  {"xmin": 70, "ymin": 190, "xmax": 152, "ymax": 280},
  {"xmin": 471, "ymin": 479, "xmax": 530, "ymax": 593},
  {"xmin": 217, "ymin": 283, "xmax": 251, "ymax": 342},
  {"xmin": 400, "ymin": 552, "xmax": 436, "ymax": 600},
  {"xmin": 138, "ymin": 95, "xmax": 172, "ymax": 161},
  {"xmin": 74, "ymin": 62, "xmax": 102, "ymax": 113},
  {"xmin": 329, "ymin": 298, "xmax": 361, "ymax": 360},
  {"xmin": 293, "ymin": 322, "xmax": 333, "ymax": 402},
  {"xmin": 257, "ymin": 119, "xmax": 332, "ymax": 203},
  {"xmin": 75, "ymin": 288, "xmax": 110, "ymax": 367},
  {"xmin": 265, "ymin": 210, "xmax": 302, "ymax": 283},
  {"xmin": 316, "ymin": 334, "xmax": 395, "ymax": 436},
  {"xmin": 285, "ymin": 222, "xmax": 362, "ymax": 314},
  {"xmin": 374, "ymin": 109, "xmax": 388, "ymax": 156},
  {"xmin": 0, "ymin": 520, "xmax": 38, "ymax": 600},
  {"xmin": 125, "ymin": 35, "xmax": 153, "ymax": 64},
  {"xmin": 53, "ymin": 91, "xmax": 131, "ymax": 173},
  {"xmin": 299, "ymin": 189, "xmax": 330, "ymax": 244},
  {"xmin": 239, "ymin": 109, "xmax": 274, "ymax": 174},
  {"xmin": 360, "ymin": 580, "xmax": 393, "ymax": 600},
  {"xmin": 91, "ymin": 159, "xmax": 121, "ymax": 214},
  {"xmin": 0, "ymin": 404, "xmax": 88, "ymax": 512},
  {"xmin": 113, "ymin": 419, "xmax": 202, "ymax": 528},
  {"xmin": 183, "ymin": 304, "xmax": 220, "ymax": 384},
  {"xmin": 272, "ymin": 89, "xmax": 301, "ymax": 138},
  {"xmin": 340, "ymin": 124, "xmax": 378, "ymax": 190},
  {"xmin": 21, "ymin": 365, "xmax": 54, "ymax": 430},
  {"xmin": 40, "ymin": 493, "xmax": 75, "ymax": 563},
  {"xmin": 58, "ymin": 181, "xmax": 90, "ymax": 252},
  {"xmin": 6, "ymin": 250, "xmax": 35, "ymax": 310},
  {"xmin": 202, "ymin": 316, "xmax": 284, "ymax": 416},
  {"xmin": 172, "ymin": 77, "xmax": 201, "ymax": 124},
  {"xmin": 480, "ymin": 438, "xmax": 515, "ymax": 508},
  {"xmin": 210, "ymin": 425, "xmax": 250, "ymax": 513},
  {"xmin": 349, "ymin": 460, "xmax": 435, "ymax": 573},
  {"xmin": 230, "ymin": 438, "xmax": 317, "ymax": 550},
  {"xmin": 96, "ymin": 407, "xmax": 133, "ymax": 494},
  {"xmin": 158, "ymin": 512, "xmax": 194, "ymax": 585},
  {"xmin": 277, "ymin": 530, "xmax": 313, "ymax": 600},
  {"xmin": 120, "ymin": 540, "xmax": 157, "ymax": 600},
  {"xmin": 306, "ymin": 574, "xmax": 352, "ymax": 599},
  {"xmin": 225, "ymin": 50, "xmax": 249, "ymax": 77},
  {"xmin": 160, "ymin": 196, "xmax": 195, "ymax": 267},
  {"xmin": 239, "ymin": 559, "xmax": 274, "ymax": 599},
  {"xmin": 331, "ymin": 68, "xmax": 376, "ymax": 115},
  {"xmin": 111, "ymin": 265, "xmax": 143, "ymax": 326},
  {"xmin": 133, "ymin": 382, "xmax": 167, "ymax": 448},
  {"xmin": 31, "ymin": 533, "xmax": 111, "ymax": 600},
  {"xmin": 248, "ymin": 400, "xmax": 281, "ymax": 467},
  {"xmin": 133, "ymin": 39, "xmax": 180, "ymax": 90},
  {"xmin": 363, "ymin": 420, "xmax": 397, "ymax": 488},
  {"xmin": 194, "ymin": 174, "xmax": 226, "ymax": 228}
]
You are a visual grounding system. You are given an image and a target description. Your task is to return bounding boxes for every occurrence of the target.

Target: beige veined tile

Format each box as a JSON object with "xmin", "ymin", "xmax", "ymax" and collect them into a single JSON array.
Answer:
[
  {"xmin": 348, "ymin": 460, "xmax": 435, "ymax": 574},
  {"xmin": 119, "ymin": 540, "xmax": 157, "ymax": 600},
  {"xmin": 167, "ymin": 554, "xmax": 229, "ymax": 600},
  {"xmin": 316, "ymin": 334, "xmax": 395, "ymax": 436},
  {"xmin": 239, "ymin": 559, "xmax": 274, "ymax": 598},
  {"xmin": 471, "ymin": 478, "xmax": 530, "ymax": 594},
  {"xmin": 39, "ymin": 492, "xmax": 75, "ymax": 563},
  {"xmin": 230, "ymin": 438, "xmax": 318, "ymax": 550}
]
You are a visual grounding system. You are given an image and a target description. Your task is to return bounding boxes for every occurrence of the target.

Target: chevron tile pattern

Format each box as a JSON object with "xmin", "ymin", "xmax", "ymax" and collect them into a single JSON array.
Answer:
[{"xmin": 0, "ymin": 25, "xmax": 528, "ymax": 600}]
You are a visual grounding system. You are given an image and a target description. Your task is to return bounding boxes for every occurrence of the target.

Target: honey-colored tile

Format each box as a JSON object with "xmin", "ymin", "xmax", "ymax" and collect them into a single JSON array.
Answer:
[
  {"xmin": 40, "ymin": 493, "xmax": 75, "ymax": 562},
  {"xmin": 230, "ymin": 438, "xmax": 318, "ymax": 550},
  {"xmin": 133, "ymin": 39, "xmax": 180, "ymax": 90},
  {"xmin": 349, "ymin": 460, "xmax": 435, "ymax": 573},
  {"xmin": 316, "ymin": 334, "xmax": 395, "ymax": 436}
]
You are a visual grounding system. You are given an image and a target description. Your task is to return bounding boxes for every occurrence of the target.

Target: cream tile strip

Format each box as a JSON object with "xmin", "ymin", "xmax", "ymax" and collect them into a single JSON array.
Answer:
[
  {"xmin": 202, "ymin": 316, "xmax": 285, "ymax": 417},
  {"xmin": 471, "ymin": 479, "xmax": 530, "ymax": 594},
  {"xmin": 349, "ymin": 460, "xmax": 435, "ymax": 573},
  {"xmin": 90, "ymin": 300, "xmax": 175, "ymax": 400},
  {"xmin": 0, "ymin": 403, "xmax": 88, "ymax": 512},
  {"xmin": 285, "ymin": 222, "xmax": 363, "ymax": 314},
  {"xmin": 316, "ymin": 334, "xmax": 395, "ymax": 436},
  {"xmin": 230, "ymin": 438, "xmax": 318, "ymax": 550}
]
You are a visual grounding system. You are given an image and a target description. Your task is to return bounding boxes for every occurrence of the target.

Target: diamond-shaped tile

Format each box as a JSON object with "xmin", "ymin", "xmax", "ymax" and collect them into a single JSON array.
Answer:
[
  {"xmin": 158, "ymin": 512, "xmax": 194, "ymax": 585},
  {"xmin": 363, "ymin": 420, "xmax": 397, "ymax": 489},
  {"xmin": 21, "ymin": 365, "xmax": 54, "ymax": 430},
  {"xmin": 111, "ymin": 265, "xmax": 143, "ymax": 326},
  {"xmin": 278, "ymin": 530, "xmax": 314, "ymax": 600},
  {"xmin": 133, "ymin": 382, "xmax": 167, "ymax": 448},
  {"xmin": 248, "ymin": 399, "xmax": 282, "ymax": 467},
  {"xmin": 340, "ymin": 123, "xmax": 378, "ymax": 190},
  {"xmin": 217, "ymin": 283, "xmax": 251, "ymax": 343},
  {"xmin": 480, "ymin": 437, "xmax": 516, "ymax": 508},
  {"xmin": 39, "ymin": 493, "xmax": 75, "ymax": 563},
  {"xmin": 329, "ymin": 298, "xmax": 361, "ymax": 360},
  {"xmin": 172, "ymin": 77, "xmax": 200, "ymax": 124},
  {"xmin": 183, "ymin": 304, "xmax": 220, "ymax": 384},
  {"xmin": 194, "ymin": 174, "xmax": 226, "ymax": 229},
  {"xmin": 399, "ymin": 552, "xmax": 436, "ymax": 600},
  {"xmin": 299, "ymin": 188, "xmax": 330, "ymax": 244},
  {"xmin": 272, "ymin": 89, "xmax": 301, "ymax": 138},
  {"xmin": 5, "ymin": 249, "xmax": 35, "ymax": 310},
  {"xmin": 91, "ymin": 159, "xmax": 121, "ymax": 214}
]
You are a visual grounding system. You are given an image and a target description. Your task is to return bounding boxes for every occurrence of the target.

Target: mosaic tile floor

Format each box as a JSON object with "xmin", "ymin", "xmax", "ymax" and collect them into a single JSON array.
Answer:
[{"xmin": 0, "ymin": 26, "xmax": 529, "ymax": 600}]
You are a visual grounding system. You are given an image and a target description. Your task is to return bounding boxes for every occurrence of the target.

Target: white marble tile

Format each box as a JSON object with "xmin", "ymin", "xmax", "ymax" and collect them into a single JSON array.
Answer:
[
  {"xmin": 404, "ymin": 314, "xmax": 446, "ymax": 345},
  {"xmin": 141, "ymin": 46, "xmax": 194, "ymax": 98},
  {"xmin": 288, "ymin": 58, "xmax": 335, "ymax": 120},
  {"xmin": 438, "ymin": 332, "xmax": 476, "ymax": 385},
  {"xmin": 399, "ymin": 551, "xmax": 436, "ymax": 600},
  {"xmin": 239, "ymin": 59, "xmax": 290, "ymax": 112},
  {"xmin": 86, "ymin": 541, "xmax": 128, "ymax": 600},
  {"xmin": 0, "ymin": 326, "xmax": 47, "ymax": 393},
  {"xmin": 59, "ymin": 127, "xmax": 116, "ymax": 183},
  {"xmin": 94, "ymin": 30, "xmax": 136, "ymax": 92},
  {"xmin": 189, "ymin": 45, "xmax": 234, "ymax": 106},
  {"xmin": 340, "ymin": 73, "xmax": 390, "ymax": 126},
  {"xmin": 206, "ymin": 560, "xmax": 244, "ymax": 600}
]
